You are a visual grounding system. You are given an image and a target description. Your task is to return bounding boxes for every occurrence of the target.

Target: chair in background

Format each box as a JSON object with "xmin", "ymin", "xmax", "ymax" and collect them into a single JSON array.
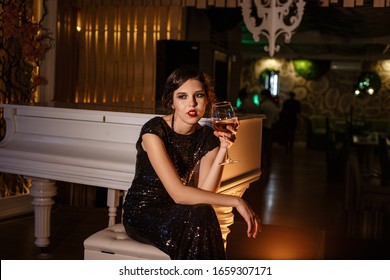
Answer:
[
  {"xmin": 306, "ymin": 116, "xmax": 327, "ymax": 150},
  {"xmin": 326, "ymin": 117, "xmax": 350, "ymax": 183},
  {"xmin": 378, "ymin": 136, "xmax": 390, "ymax": 186},
  {"xmin": 344, "ymin": 151, "xmax": 390, "ymax": 240}
]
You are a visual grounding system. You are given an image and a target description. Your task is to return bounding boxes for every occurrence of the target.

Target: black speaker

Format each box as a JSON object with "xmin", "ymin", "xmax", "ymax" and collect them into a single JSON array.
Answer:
[{"xmin": 155, "ymin": 40, "xmax": 200, "ymax": 108}]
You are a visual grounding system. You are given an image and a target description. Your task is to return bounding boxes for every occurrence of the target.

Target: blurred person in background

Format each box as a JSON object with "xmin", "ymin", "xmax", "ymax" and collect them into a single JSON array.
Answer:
[
  {"xmin": 279, "ymin": 91, "xmax": 301, "ymax": 153},
  {"xmin": 259, "ymin": 89, "xmax": 279, "ymax": 170}
]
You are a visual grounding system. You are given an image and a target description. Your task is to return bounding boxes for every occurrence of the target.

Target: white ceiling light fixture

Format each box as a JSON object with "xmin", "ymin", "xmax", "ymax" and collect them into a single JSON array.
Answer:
[{"xmin": 241, "ymin": 0, "xmax": 306, "ymax": 57}]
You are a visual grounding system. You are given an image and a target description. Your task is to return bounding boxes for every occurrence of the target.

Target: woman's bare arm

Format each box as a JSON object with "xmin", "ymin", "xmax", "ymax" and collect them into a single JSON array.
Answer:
[{"xmin": 141, "ymin": 133, "xmax": 262, "ymax": 238}]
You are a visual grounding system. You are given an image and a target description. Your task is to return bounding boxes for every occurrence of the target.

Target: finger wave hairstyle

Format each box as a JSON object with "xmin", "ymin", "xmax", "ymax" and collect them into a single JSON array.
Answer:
[{"xmin": 161, "ymin": 66, "xmax": 216, "ymax": 115}]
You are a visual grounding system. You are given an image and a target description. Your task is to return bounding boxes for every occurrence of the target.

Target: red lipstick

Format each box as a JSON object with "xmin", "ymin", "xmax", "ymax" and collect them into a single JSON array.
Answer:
[{"xmin": 188, "ymin": 110, "xmax": 197, "ymax": 117}]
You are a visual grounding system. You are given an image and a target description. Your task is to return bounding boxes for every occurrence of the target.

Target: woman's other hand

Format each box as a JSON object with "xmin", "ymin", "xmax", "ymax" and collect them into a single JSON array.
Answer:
[{"xmin": 235, "ymin": 197, "xmax": 262, "ymax": 238}]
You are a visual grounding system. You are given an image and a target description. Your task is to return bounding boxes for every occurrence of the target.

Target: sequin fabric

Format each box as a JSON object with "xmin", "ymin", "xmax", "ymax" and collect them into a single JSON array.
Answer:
[{"xmin": 122, "ymin": 117, "xmax": 226, "ymax": 259}]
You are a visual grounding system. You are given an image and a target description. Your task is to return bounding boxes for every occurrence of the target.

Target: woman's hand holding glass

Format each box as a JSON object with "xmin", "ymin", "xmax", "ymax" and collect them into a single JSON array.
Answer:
[
  {"xmin": 213, "ymin": 116, "xmax": 239, "ymax": 149},
  {"xmin": 211, "ymin": 101, "xmax": 240, "ymax": 165}
]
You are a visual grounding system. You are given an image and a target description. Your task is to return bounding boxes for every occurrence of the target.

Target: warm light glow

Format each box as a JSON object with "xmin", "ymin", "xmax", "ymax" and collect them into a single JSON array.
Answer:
[
  {"xmin": 143, "ymin": 17, "xmax": 147, "ymax": 49},
  {"xmin": 381, "ymin": 60, "xmax": 390, "ymax": 71},
  {"xmin": 178, "ymin": 7, "xmax": 183, "ymax": 39},
  {"xmin": 115, "ymin": 14, "xmax": 120, "ymax": 53},
  {"xmin": 261, "ymin": 182, "xmax": 276, "ymax": 225},
  {"xmin": 262, "ymin": 58, "xmax": 282, "ymax": 70},
  {"xmin": 155, "ymin": 10, "xmax": 161, "ymax": 42},
  {"xmin": 70, "ymin": 3, "xmax": 183, "ymax": 107},
  {"xmin": 77, "ymin": 10, "xmax": 81, "ymax": 32},
  {"xmin": 254, "ymin": 58, "xmax": 282, "ymax": 82},
  {"xmin": 166, "ymin": 18, "xmax": 171, "ymax": 40}
]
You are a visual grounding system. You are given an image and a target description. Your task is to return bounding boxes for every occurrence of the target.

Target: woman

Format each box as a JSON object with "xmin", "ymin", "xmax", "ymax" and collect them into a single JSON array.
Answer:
[{"xmin": 122, "ymin": 66, "xmax": 261, "ymax": 259}]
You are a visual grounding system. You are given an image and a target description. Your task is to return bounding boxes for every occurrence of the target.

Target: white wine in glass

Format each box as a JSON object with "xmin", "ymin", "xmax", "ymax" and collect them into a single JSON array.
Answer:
[{"xmin": 211, "ymin": 101, "xmax": 239, "ymax": 165}]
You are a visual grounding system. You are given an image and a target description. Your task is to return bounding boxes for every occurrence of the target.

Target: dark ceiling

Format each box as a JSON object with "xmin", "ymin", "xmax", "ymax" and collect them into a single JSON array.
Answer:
[{"xmin": 240, "ymin": 1, "xmax": 390, "ymax": 61}]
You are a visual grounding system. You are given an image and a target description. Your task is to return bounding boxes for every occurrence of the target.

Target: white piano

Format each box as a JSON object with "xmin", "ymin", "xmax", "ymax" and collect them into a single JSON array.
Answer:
[{"xmin": 0, "ymin": 104, "xmax": 263, "ymax": 255}]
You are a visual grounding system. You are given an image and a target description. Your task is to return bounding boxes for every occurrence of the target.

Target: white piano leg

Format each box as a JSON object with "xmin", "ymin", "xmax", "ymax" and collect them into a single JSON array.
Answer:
[
  {"xmin": 215, "ymin": 182, "xmax": 251, "ymax": 249},
  {"xmin": 29, "ymin": 178, "xmax": 57, "ymax": 255},
  {"xmin": 212, "ymin": 205, "xmax": 234, "ymax": 249},
  {"xmin": 107, "ymin": 189, "xmax": 119, "ymax": 227}
]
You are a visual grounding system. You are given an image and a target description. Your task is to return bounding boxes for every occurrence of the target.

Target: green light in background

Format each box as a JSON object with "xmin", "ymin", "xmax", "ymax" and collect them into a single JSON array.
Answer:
[
  {"xmin": 253, "ymin": 94, "xmax": 260, "ymax": 106},
  {"xmin": 293, "ymin": 59, "xmax": 330, "ymax": 80},
  {"xmin": 353, "ymin": 71, "xmax": 381, "ymax": 96},
  {"xmin": 236, "ymin": 98, "xmax": 242, "ymax": 108}
]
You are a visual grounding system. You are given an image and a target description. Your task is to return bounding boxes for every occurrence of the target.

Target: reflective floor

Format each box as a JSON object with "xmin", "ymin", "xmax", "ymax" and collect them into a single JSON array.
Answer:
[
  {"xmin": 1, "ymin": 142, "xmax": 389, "ymax": 260},
  {"xmin": 228, "ymin": 142, "xmax": 390, "ymax": 260}
]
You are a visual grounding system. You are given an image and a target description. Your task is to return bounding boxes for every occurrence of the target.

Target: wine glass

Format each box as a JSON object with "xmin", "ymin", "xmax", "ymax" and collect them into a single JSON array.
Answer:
[{"xmin": 211, "ymin": 101, "xmax": 239, "ymax": 165}]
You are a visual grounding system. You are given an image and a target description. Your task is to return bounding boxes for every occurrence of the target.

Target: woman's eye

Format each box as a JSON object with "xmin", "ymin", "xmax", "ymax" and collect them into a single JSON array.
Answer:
[
  {"xmin": 177, "ymin": 94, "xmax": 187, "ymax": 99},
  {"xmin": 196, "ymin": 93, "xmax": 206, "ymax": 98}
]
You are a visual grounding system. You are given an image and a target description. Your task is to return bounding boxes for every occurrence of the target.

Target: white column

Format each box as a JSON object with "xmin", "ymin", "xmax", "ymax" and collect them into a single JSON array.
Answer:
[
  {"xmin": 212, "ymin": 205, "xmax": 235, "ymax": 249},
  {"xmin": 214, "ymin": 182, "xmax": 251, "ymax": 249},
  {"xmin": 29, "ymin": 178, "xmax": 57, "ymax": 249}
]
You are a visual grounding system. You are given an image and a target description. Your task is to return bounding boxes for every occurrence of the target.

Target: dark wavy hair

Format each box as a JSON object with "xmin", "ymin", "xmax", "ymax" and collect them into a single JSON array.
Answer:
[{"xmin": 161, "ymin": 66, "xmax": 216, "ymax": 115}]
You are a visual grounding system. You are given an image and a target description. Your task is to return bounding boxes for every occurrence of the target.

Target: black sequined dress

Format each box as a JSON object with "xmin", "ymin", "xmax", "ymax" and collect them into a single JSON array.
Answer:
[{"xmin": 122, "ymin": 117, "xmax": 226, "ymax": 259}]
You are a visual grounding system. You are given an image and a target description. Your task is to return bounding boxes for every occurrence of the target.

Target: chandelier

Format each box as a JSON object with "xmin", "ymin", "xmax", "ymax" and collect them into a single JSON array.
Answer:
[{"xmin": 241, "ymin": 0, "xmax": 306, "ymax": 57}]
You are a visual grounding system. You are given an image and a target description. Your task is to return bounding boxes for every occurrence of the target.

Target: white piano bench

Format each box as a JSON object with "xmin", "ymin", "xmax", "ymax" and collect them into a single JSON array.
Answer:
[{"xmin": 83, "ymin": 223, "xmax": 171, "ymax": 260}]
